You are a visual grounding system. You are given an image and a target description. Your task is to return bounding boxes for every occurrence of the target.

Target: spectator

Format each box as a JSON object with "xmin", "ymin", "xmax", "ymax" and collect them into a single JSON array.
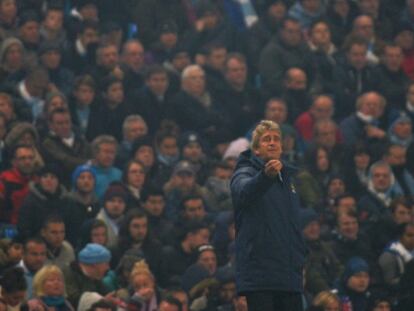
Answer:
[
  {"xmin": 116, "ymin": 115, "xmax": 148, "ymax": 169},
  {"xmin": 0, "ymin": 37, "xmax": 26, "ymax": 88},
  {"xmin": 66, "ymin": 164, "xmax": 100, "ymax": 245},
  {"xmin": 78, "ymin": 219, "xmax": 108, "ymax": 251},
  {"xmin": 68, "ymin": 74, "xmax": 97, "ymax": 139},
  {"xmin": 311, "ymin": 290, "xmax": 341, "ymax": 311},
  {"xmin": 127, "ymin": 66, "xmax": 171, "ymax": 135},
  {"xmin": 195, "ymin": 244, "xmax": 217, "ymax": 276},
  {"xmin": 336, "ymin": 257, "xmax": 371, "ymax": 311},
  {"xmin": 259, "ymin": 17, "xmax": 313, "ymax": 98},
  {"xmin": 0, "ymin": 266, "xmax": 27, "ymax": 310},
  {"xmin": 358, "ymin": 161, "xmax": 404, "ymax": 228},
  {"xmin": 96, "ymin": 182, "xmax": 128, "ymax": 249},
  {"xmin": 288, "ymin": 0, "xmax": 326, "ymax": 31},
  {"xmin": 388, "ymin": 113, "xmax": 413, "ymax": 148},
  {"xmin": 0, "ymin": 144, "xmax": 37, "ymax": 225},
  {"xmin": 122, "ymin": 160, "xmax": 146, "ymax": 208},
  {"xmin": 120, "ymin": 39, "xmax": 145, "ymax": 96},
  {"xmin": 88, "ymin": 75, "xmax": 129, "ymax": 142},
  {"xmin": 17, "ymin": 238, "xmax": 47, "ymax": 298},
  {"xmin": 63, "ymin": 243, "xmax": 110, "ymax": 308},
  {"xmin": 27, "ymin": 264, "xmax": 74, "ymax": 311},
  {"xmin": 41, "ymin": 108, "xmax": 91, "ymax": 186},
  {"xmin": 90, "ymin": 135, "xmax": 122, "ymax": 198},
  {"xmin": 17, "ymin": 11, "xmax": 40, "ymax": 66},
  {"xmin": 40, "ymin": 215, "xmax": 75, "ymax": 269}
]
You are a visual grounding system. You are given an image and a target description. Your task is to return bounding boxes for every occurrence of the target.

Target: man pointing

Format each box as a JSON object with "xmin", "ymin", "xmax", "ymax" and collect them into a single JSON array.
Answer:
[{"xmin": 230, "ymin": 120, "xmax": 306, "ymax": 311}]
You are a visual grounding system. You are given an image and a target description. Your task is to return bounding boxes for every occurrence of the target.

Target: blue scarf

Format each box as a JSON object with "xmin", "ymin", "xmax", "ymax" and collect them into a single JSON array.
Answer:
[{"xmin": 41, "ymin": 296, "xmax": 66, "ymax": 307}]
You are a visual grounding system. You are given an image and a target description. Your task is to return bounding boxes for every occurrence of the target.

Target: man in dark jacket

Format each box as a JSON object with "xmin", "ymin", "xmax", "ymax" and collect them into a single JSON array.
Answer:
[{"xmin": 230, "ymin": 120, "xmax": 306, "ymax": 311}]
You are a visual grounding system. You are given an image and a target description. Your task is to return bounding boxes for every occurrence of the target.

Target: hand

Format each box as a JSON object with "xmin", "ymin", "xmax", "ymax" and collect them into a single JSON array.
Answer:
[
  {"xmin": 365, "ymin": 125, "xmax": 385, "ymax": 139},
  {"xmin": 264, "ymin": 159, "xmax": 283, "ymax": 178}
]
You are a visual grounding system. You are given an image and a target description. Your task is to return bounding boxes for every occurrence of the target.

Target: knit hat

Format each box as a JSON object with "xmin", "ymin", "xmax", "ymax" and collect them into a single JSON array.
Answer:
[
  {"xmin": 342, "ymin": 257, "xmax": 369, "ymax": 283},
  {"xmin": 158, "ymin": 20, "xmax": 178, "ymax": 35},
  {"xmin": 72, "ymin": 164, "xmax": 97, "ymax": 189},
  {"xmin": 131, "ymin": 136, "xmax": 153, "ymax": 157},
  {"xmin": 179, "ymin": 131, "xmax": 203, "ymax": 150},
  {"xmin": 298, "ymin": 208, "xmax": 319, "ymax": 231},
  {"xmin": 181, "ymin": 264, "xmax": 219, "ymax": 298},
  {"xmin": 173, "ymin": 160, "xmax": 196, "ymax": 176},
  {"xmin": 78, "ymin": 243, "xmax": 111, "ymax": 264},
  {"xmin": 0, "ymin": 37, "xmax": 23, "ymax": 62},
  {"xmin": 195, "ymin": 0, "xmax": 220, "ymax": 18},
  {"xmin": 103, "ymin": 182, "xmax": 128, "ymax": 202}
]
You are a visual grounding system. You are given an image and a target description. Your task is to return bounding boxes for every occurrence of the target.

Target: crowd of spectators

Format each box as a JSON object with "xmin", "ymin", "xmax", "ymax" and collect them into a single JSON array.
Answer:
[{"xmin": 0, "ymin": 0, "xmax": 414, "ymax": 310}]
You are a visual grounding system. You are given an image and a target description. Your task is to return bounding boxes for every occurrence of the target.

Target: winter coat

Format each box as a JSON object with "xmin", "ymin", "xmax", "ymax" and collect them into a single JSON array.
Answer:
[{"xmin": 230, "ymin": 150, "xmax": 306, "ymax": 294}]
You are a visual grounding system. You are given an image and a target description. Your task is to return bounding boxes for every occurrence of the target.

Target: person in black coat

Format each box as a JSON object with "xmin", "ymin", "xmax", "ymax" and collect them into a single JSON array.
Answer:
[{"xmin": 230, "ymin": 120, "xmax": 306, "ymax": 311}]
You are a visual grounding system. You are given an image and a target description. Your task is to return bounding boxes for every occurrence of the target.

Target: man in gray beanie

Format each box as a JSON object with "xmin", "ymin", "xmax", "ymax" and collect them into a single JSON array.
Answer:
[{"xmin": 63, "ymin": 243, "xmax": 111, "ymax": 308}]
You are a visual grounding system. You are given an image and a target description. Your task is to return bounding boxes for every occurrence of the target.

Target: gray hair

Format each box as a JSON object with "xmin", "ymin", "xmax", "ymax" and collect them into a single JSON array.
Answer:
[
  {"xmin": 251, "ymin": 120, "xmax": 281, "ymax": 150},
  {"xmin": 91, "ymin": 135, "xmax": 118, "ymax": 156},
  {"xmin": 122, "ymin": 115, "xmax": 147, "ymax": 136}
]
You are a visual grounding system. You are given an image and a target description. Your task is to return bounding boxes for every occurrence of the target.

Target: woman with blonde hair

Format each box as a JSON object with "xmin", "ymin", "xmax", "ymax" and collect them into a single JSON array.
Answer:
[
  {"xmin": 26, "ymin": 265, "xmax": 74, "ymax": 311},
  {"xmin": 312, "ymin": 290, "xmax": 340, "ymax": 311},
  {"xmin": 128, "ymin": 260, "xmax": 162, "ymax": 311}
]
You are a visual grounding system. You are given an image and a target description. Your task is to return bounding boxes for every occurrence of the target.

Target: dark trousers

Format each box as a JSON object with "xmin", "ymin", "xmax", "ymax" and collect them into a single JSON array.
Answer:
[{"xmin": 245, "ymin": 290, "xmax": 303, "ymax": 311}]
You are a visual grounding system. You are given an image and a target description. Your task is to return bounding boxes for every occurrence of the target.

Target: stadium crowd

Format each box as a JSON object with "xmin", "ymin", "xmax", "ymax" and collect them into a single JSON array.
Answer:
[{"xmin": 0, "ymin": 0, "xmax": 414, "ymax": 310}]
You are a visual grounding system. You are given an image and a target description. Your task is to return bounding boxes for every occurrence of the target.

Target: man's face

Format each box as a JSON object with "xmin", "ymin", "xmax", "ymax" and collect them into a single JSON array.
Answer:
[
  {"xmin": 383, "ymin": 46, "xmax": 403, "ymax": 72},
  {"xmin": 91, "ymin": 226, "xmax": 107, "ymax": 245},
  {"xmin": 197, "ymin": 250, "xmax": 217, "ymax": 275},
  {"xmin": 338, "ymin": 214, "xmax": 359, "ymax": 240},
  {"xmin": 303, "ymin": 221, "xmax": 320, "ymax": 241},
  {"xmin": 183, "ymin": 68, "xmax": 205, "ymax": 97},
  {"xmin": 159, "ymin": 137, "xmax": 178, "ymax": 157},
  {"xmin": 353, "ymin": 16, "xmax": 374, "ymax": 40},
  {"xmin": 39, "ymin": 173, "xmax": 59, "ymax": 194},
  {"xmin": 172, "ymin": 52, "xmax": 191, "ymax": 72},
  {"xmin": 302, "ymin": 0, "xmax": 321, "ymax": 13},
  {"xmin": 183, "ymin": 142, "xmax": 203, "ymax": 162},
  {"xmin": 393, "ymin": 205, "xmax": 412, "ymax": 225},
  {"xmin": 225, "ymin": 58, "xmax": 247, "ymax": 89},
  {"xmin": 49, "ymin": 112, "xmax": 72, "ymax": 139},
  {"xmin": 44, "ymin": 10, "xmax": 63, "ymax": 31},
  {"xmin": 280, "ymin": 20, "xmax": 302, "ymax": 47},
  {"xmin": 80, "ymin": 28, "xmax": 99, "ymax": 46},
  {"xmin": 76, "ymin": 171, "xmax": 95, "ymax": 193},
  {"xmin": 310, "ymin": 21, "xmax": 331, "ymax": 47},
  {"xmin": 310, "ymin": 96, "xmax": 333, "ymax": 120},
  {"xmin": 358, "ymin": 0, "xmax": 379, "ymax": 17},
  {"xmin": 0, "ymin": 96, "xmax": 14, "ymax": 120},
  {"xmin": 146, "ymin": 73, "xmax": 169, "ymax": 96},
  {"xmin": 160, "ymin": 32, "xmax": 177, "ymax": 49},
  {"xmin": 207, "ymin": 48, "xmax": 227, "ymax": 71},
  {"xmin": 82, "ymin": 262, "xmax": 109, "ymax": 280},
  {"xmin": 393, "ymin": 121, "xmax": 412, "ymax": 140},
  {"xmin": 13, "ymin": 147, "xmax": 35, "ymax": 175},
  {"xmin": 79, "ymin": 4, "xmax": 98, "ymax": 21},
  {"xmin": 144, "ymin": 195, "xmax": 165, "ymax": 217},
  {"xmin": 41, "ymin": 222, "xmax": 65, "ymax": 249},
  {"xmin": 19, "ymin": 21, "xmax": 40, "ymax": 44},
  {"xmin": 129, "ymin": 217, "xmax": 148, "ymax": 243},
  {"xmin": 104, "ymin": 197, "xmax": 126, "ymax": 218},
  {"xmin": 347, "ymin": 272, "xmax": 370, "ymax": 293},
  {"xmin": 174, "ymin": 173, "xmax": 196, "ymax": 193},
  {"xmin": 98, "ymin": 45, "xmax": 119, "ymax": 69},
  {"xmin": 95, "ymin": 143, "xmax": 116, "ymax": 168},
  {"xmin": 265, "ymin": 100, "xmax": 287, "ymax": 124},
  {"xmin": 372, "ymin": 166, "xmax": 391, "ymax": 192},
  {"xmin": 285, "ymin": 69, "xmax": 307, "ymax": 90},
  {"xmin": 134, "ymin": 146, "xmax": 155, "ymax": 168},
  {"xmin": 75, "ymin": 84, "xmax": 95, "ymax": 105},
  {"xmin": 183, "ymin": 198, "xmax": 206, "ymax": 220},
  {"xmin": 125, "ymin": 121, "xmax": 147, "ymax": 142},
  {"xmin": 315, "ymin": 123, "xmax": 336, "ymax": 149},
  {"xmin": 254, "ymin": 130, "xmax": 282, "ymax": 162},
  {"xmin": 122, "ymin": 42, "xmax": 144, "ymax": 71},
  {"xmin": 348, "ymin": 44, "xmax": 368, "ymax": 70},
  {"xmin": 401, "ymin": 225, "xmax": 414, "ymax": 250},
  {"xmin": 41, "ymin": 50, "xmax": 61, "ymax": 70},
  {"xmin": 105, "ymin": 82, "xmax": 124, "ymax": 104},
  {"xmin": 24, "ymin": 242, "xmax": 47, "ymax": 272},
  {"xmin": 386, "ymin": 146, "xmax": 406, "ymax": 166},
  {"xmin": 219, "ymin": 282, "xmax": 237, "ymax": 304}
]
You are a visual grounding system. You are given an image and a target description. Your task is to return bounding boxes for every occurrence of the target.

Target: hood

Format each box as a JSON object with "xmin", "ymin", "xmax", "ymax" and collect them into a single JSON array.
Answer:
[
  {"xmin": 5, "ymin": 122, "xmax": 38, "ymax": 147},
  {"xmin": 29, "ymin": 181, "xmax": 68, "ymax": 201}
]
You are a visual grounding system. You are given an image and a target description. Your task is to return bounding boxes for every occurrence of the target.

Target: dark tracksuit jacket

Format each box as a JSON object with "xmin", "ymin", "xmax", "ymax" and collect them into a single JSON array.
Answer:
[{"xmin": 230, "ymin": 150, "xmax": 306, "ymax": 294}]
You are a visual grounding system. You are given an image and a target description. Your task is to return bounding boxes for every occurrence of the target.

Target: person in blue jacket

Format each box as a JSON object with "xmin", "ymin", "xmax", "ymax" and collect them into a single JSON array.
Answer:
[{"xmin": 230, "ymin": 119, "xmax": 307, "ymax": 311}]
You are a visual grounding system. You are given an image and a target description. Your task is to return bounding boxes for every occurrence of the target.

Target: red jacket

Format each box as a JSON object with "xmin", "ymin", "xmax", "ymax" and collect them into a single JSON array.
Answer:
[{"xmin": 0, "ymin": 168, "xmax": 36, "ymax": 224}]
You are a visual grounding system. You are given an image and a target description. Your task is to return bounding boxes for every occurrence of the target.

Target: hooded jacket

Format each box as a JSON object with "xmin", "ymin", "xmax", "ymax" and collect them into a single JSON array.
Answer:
[{"xmin": 230, "ymin": 150, "xmax": 306, "ymax": 294}]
